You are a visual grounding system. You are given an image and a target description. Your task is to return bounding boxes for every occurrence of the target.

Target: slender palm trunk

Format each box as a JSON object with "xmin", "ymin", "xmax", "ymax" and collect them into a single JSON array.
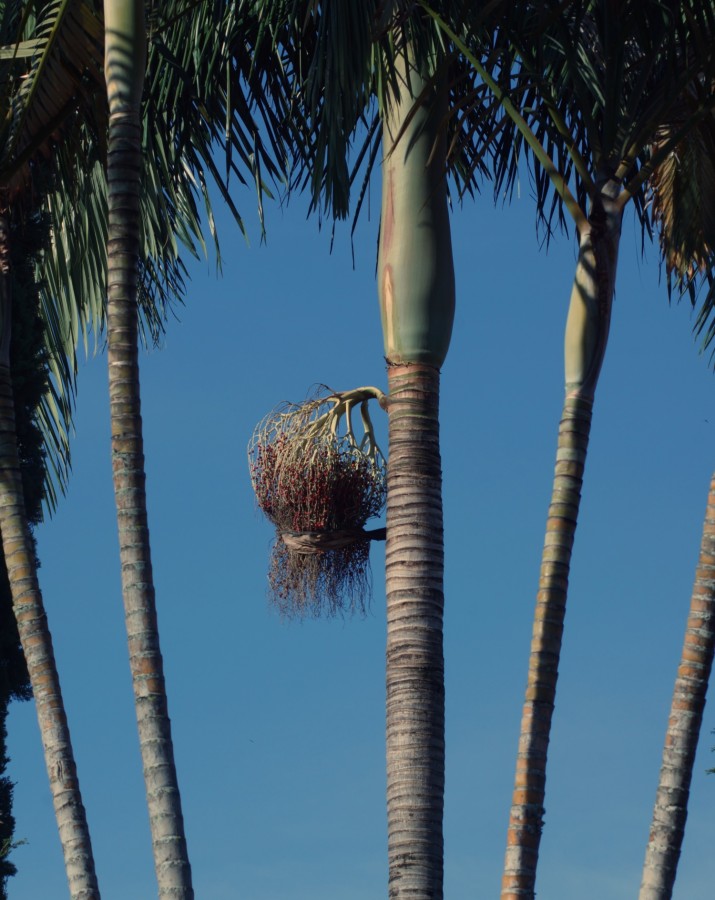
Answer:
[
  {"xmin": 638, "ymin": 473, "xmax": 715, "ymax": 899},
  {"xmin": 0, "ymin": 211, "xmax": 99, "ymax": 899},
  {"xmin": 104, "ymin": 3, "xmax": 192, "ymax": 895},
  {"xmin": 501, "ymin": 393, "xmax": 592, "ymax": 897},
  {"xmin": 378, "ymin": 49, "xmax": 454, "ymax": 899},
  {"xmin": 502, "ymin": 183, "xmax": 622, "ymax": 899},
  {"xmin": 385, "ymin": 363, "xmax": 445, "ymax": 897}
]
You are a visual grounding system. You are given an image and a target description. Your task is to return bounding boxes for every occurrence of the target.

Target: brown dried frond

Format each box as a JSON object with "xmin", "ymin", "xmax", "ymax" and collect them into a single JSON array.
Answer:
[{"xmin": 650, "ymin": 87, "xmax": 715, "ymax": 279}]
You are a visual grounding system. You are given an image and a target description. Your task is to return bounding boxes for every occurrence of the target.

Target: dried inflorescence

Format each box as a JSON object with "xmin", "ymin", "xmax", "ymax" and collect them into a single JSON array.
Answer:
[{"xmin": 249, "ymin": 386, "xmax": 386, "ymax": 617}]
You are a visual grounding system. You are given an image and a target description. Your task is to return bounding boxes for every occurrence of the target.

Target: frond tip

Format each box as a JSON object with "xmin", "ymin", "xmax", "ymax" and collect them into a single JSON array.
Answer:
[{"xmin": 248, "ymin": 385, "xmax": 386, "ymax": 618}]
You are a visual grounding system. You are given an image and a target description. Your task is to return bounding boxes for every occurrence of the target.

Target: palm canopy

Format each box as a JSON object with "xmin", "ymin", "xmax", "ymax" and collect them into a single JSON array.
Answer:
[
  {"xmin": 423, "ymin": 0, "xmax": 715, "ymax": 332},
  {"xmin": 0, "ymin": 0, "xmax": 290, "ymax": 509},
  {"xmin": 254, "ymin": 0, "xmax": 495, "ymax": 226},
  {"xmin": 429, "ymin": 1, "xmax": 714, "ymax": 213},
  {"xmin": 255, "ymin": 0, "xmax": 713, "ymax": 249},
  {"xmin": 0, "ymin": 0, "xmax": 103, "ymax": 508}
]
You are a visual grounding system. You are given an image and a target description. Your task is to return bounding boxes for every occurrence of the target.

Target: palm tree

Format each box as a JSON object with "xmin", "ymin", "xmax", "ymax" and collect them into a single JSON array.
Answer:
[
  {"xmin": 0, "ymin": 3, "xmax": 212, "ymax": 892},
  {"xmin": 248, "ymin": 3, "xmax": 491, "ymax": 893},
  {"xmin": 378, "ymin": 45, "xmax": 454, "ymax": 897},
  {"xmin": 0, "ymin": 212, "xmax": 61, "ymax": 897},
  {"xmin": 638, "ymin": 473, "xmax": 715, "ymax": 899},
  {"xmin": 103, "ymin": 1, "xmax": 196, "ymax": 894},
  {"xmin": 101, "ymin": 3, "xmax": 290, "ymax": 894},
  {"xmin": 0, "ymin": 3, "xmax": 111, "ymax": 894},
  {"xmin": 426, "ymin": 2, "xmax": 715, "ymax": 895},
  {"xmin": 0, "ymin": 2, "xmax": 279, "ymax": 893},
  {"xmin": 0, "ymin": 153, "xmax": 101, "ymax": 900},
  {"xmin": 638, "ymin": 102, "xmax": 715, "ymax": 900}
]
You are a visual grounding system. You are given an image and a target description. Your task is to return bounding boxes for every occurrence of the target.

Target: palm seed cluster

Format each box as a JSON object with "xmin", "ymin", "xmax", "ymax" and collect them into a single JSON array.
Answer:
[{"xmin": 249, "ymin": 387, "xmax": 386, "ymax": 617}]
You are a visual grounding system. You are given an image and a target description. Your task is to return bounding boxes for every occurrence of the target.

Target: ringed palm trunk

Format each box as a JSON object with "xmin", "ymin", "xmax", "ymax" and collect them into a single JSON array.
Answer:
[
  {"xmin": 638, "ymin": 473, "xmax": 715, "ymax": 900},
  {"xmin": 377, "ymin": 50, "xmax": 455, "ymax": 899},
  {"xmin": 501, "ymin": 181, "xmax": 623, "ymax": 899},
  {"xmin": 0, "ymin": 210, "xmax": 99, "ymax": 899},
  {"xmin": 104, "ymin": 3, "xmax": 193, "ymax": 895}
]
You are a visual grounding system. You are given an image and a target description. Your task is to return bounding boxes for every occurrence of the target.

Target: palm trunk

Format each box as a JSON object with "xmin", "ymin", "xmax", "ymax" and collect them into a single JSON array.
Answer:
[
  {"xmin": 638, "ymin": 473, "xmax": 715, "ymax": 900},
  {"xmin": 501, "ymin": 182, "xmax": 622, "ymax": 899},
  {"xmin": 378, "ymin": 49, "xmax": 454, "ymax": 899},
  {"xmin": 104, "ymin": 3, "xmax": 193, "ymax": 895},
  {"xmin": 0, "ymin": 212, "xmax": 99, "ymax": 899},
  {"xmin": 501, "ymin": 393, "xmax": 592, "ymax": 897},
  {"xmin": 385, "ymin": 363, "xmax": 445, "ymax": 897}
]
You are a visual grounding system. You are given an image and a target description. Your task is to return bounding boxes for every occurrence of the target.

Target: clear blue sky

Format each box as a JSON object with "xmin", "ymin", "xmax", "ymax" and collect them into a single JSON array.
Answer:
[{"xmin": 5, "ymin": 172, "xmax": 715, "ymax": 898}]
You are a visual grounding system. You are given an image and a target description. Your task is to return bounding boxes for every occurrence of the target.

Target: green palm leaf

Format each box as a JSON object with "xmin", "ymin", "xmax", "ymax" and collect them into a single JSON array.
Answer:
[
  {"xmin": 0, "ymin": 0, "xmax": 293, "ymax": 507},
  {"xmin": 0, "ymin": 0, "xmax": 103, "ymax": 188}
]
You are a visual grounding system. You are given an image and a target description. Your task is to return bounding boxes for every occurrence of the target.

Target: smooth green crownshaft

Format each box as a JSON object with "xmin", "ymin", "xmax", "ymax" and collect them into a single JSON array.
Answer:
[{"xmin": 377, "ymin": 51, "xmax": 455, "ymax": 368}]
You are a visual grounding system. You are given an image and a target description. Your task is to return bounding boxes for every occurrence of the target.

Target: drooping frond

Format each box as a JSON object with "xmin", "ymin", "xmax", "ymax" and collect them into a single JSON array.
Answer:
[
  {"xmin": 425, "ymin": 0, "xmax": 715, "ymax": 241},
  {"xmin": 0, "ymin": 1, "xmax": 294, "ymax": 508},
  {"xmin": 253, "ymin": 0, "xmax": 382, "ymax": 220},
  {"xmin": 0, "ymin": 1, "xmax": 103, "ymax": 504},
  {"xmin": 0, "ymin": 0, "xmax": 103, "ymax": 190},
  {"xmin": 0, "ymin": 1, "xmax": 294, "ymax": 506},
  {"xmin": 253, "ymin": 0, "xmax": 498, "ymax": 226},
  {"xmin": 146, "ymin": 0, "xmax": 294, "ymax": 246},
  {"xmin": 651, "ymin": 95, "xmax": 715, "ymax": 279},
  {"xmin": 9, "ymin": 207, "xmax": 66, "ymax": 519},
  {"xmin": 655, "ymin": 99, "xmax": 715, "ymax": 362}
]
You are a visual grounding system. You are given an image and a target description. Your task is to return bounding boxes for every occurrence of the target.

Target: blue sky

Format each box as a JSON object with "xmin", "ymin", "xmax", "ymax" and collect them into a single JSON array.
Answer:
[{"xmin": 5, "ymin": 172, "xmax": 715, "ymax": 899}]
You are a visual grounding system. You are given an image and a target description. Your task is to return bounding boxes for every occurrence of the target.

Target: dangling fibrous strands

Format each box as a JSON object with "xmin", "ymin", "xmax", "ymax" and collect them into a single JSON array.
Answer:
[{"xmin": 249, "ymin": 385, "xmax": 387, "ymax": 617}]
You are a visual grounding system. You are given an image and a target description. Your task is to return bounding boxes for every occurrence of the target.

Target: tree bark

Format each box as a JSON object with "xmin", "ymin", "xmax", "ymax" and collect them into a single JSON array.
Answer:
[
  {"xmin": 638, "ymin": 473, "xmax": 715, "ymax": 900},
  {"xmin": 385, "ymin": 363, "xmax": 445, "ymax": 899},
  {"xmin": 501, "ymin": 394, "xmax": 592, "ymax": 897},
  {"xmin": 0, "ymin": 214, "xmax": 99, "ymax": 899},
  {"xmin": 501, "ymin": 183, "xmax": 622, "ymax": 898},
  {"xmin": 104, "ymin": 2, "xmax": 193, "ymax": 894}
]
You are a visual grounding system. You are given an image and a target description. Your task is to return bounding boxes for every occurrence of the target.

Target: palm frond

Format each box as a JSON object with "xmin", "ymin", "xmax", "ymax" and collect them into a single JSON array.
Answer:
[
  {"xmin": 652, "ymin": 86, "xmax": 715, "ymax": 365},
  {"xmin": 0, "ymin": 0, "xmax": 103, "ymax": 190},
  {"xmin": 254, "ymin": 1, "xmax": 502, "ymax": 226},
  {"xmin": 651, "ymin": 97, "xmax": 715, "ymax": 278},
  {"xmin": 0, "ymin": 0, "xmax": 295, "ymax": 508},
  {"xmin": 418, "ymin": 0, "xmax": 715, "ymax": 252},
  {"xmin": 0, "ymin": 0, "xmax": 104, "ymax": 504}
]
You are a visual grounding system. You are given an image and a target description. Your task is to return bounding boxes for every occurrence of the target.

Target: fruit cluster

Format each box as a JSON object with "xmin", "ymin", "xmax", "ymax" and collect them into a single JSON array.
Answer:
[
  {"xmin": 251, "ymin": 435, "xmax": 384, "ymax": 535},
  {"xmin": 248, "ymin": 392, "xmax": 386, "ymax": 617}
]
